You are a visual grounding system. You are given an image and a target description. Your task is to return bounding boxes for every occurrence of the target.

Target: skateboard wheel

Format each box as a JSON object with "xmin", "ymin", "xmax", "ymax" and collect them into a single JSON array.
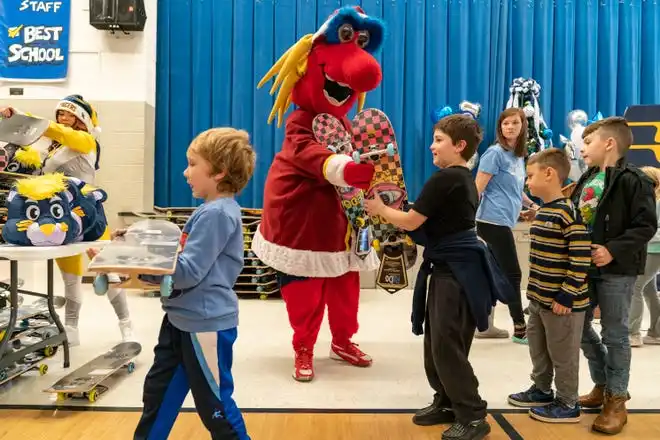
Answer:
[
  {"xmin": 386, "ymin": 143, "xmax": 395, "ymax": 156},
  {"xmin": 43, "ymin": 346, "xmax": 55, "ymax": 357},
  {"xmin": 56, "ymin": 392, "xmax": 67, "ymax": 401},
  {"xmin": 0, "ymin": 371, "xmax": 7, "ymax": 381},
  {"xmin": 352, "ymin": 151, "xmax": 361, "ymax": 164},
  {"xmin": 87, "ymin": 389, "xmax": 98, "ymax": 403},
  {"xmin": 93, "ymin": 274, "xmax": 109, "ymax": 296},
  {"xmin": 251, "ymin": 277, "xmax": 257, "ymax": 283},
  {"xmin": 127, "ymin": 362, "xmax": 135, "ymax": 374},
  {"xmin": 160, "ymin": 276, "xmax": 173, "ymax": 298},
  {"xmin": 260, "ymin": 294, "xmax": 268, "ymax": 300},
  {"xmin": 373, "ymin": 239, "xmax": 381, "ymax": 252},
  {"xmin": 39, "ymin": 364, "xmax": 48, "ymax": 375}
]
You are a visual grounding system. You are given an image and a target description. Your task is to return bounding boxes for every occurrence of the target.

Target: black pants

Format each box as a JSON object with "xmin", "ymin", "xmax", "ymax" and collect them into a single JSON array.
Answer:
[
  {"xmin": 424, "ymin": 267, "xmax": 488, "ymax": 423},
  {"xmin": 134, "ymin": 315, "xmax": 250, "ymax": 440},
  {"xmin": 476, "ymin": 221, "xmax": 525, "ymax": 325}
]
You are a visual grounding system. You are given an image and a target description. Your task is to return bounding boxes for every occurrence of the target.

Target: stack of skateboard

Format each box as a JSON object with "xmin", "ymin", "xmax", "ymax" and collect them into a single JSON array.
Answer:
[{"xmin": 236, "ymin": 208, "xmax": 279, "ymax": 300}]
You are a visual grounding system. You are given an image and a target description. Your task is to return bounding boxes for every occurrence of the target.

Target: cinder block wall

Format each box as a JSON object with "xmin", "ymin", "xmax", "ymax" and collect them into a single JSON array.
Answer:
[{"xmin": 1, "ymin": 99, "xmax": 155, "ymax": 228}]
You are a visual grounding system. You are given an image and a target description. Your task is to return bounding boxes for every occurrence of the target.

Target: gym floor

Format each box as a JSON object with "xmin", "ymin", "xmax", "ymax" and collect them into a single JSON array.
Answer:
[{"xmin": 1, "ymin": 276, "xmax": 659, "ymax": 439}]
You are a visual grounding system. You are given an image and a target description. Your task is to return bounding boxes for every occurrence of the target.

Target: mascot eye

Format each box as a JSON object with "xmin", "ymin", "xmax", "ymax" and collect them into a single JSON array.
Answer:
[
  {"xmin": 338, "ymin": 23, "xmax": 354, "ymax": 43},
  {"xmin": 6, "ymin": 162, "xmax": 19, "ymax": 172},
  {"xmin": 26, "ymin": 205, "xmax": 40, "ymax": 220},
  {"xmin": 50, "ymin": 203, "xmax": 64, "ymax": 219},
  {"xmin": 356, "ymin": 31, "xmax": 370, "ymax": 48}
]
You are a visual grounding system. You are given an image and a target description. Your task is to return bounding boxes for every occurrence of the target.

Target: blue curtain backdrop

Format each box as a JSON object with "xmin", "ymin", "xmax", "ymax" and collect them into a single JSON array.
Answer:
[{"xmin": 154, "ymin": 0, "xmax": 660, "ymax": 208}]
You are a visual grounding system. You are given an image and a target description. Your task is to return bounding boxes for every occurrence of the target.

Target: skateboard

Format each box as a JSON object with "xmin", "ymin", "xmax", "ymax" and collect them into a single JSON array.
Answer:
[
  {"xmin": 624, "ymin": 105, "xmax": 660, "ymax": 167},
  {"xmin": 0, "ymin": 350, "xmax": 50, "ymax": 385},
  {"xmin": 0, "ymin": 113, "xmax": 50, "ymax": 146},
  {"xmin": 44, "ymin": 341, "xmax": 142, "ymax": 402},
  {"xmin": 87, "ymin": 219, "xmax": 182, "ymax": 296},
  {"xmin": 351, "ymin": 108, "xmax": 417, "ymax": 293},
  {"xmin": 313, "ymin": 113, "xmax": 372, "ymax": 259}
]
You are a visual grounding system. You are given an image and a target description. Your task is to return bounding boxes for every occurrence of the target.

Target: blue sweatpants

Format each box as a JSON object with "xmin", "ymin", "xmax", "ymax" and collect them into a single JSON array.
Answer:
[{"xmin": 134, "ymin": 315, "xmax": 250, "ymax": 440}]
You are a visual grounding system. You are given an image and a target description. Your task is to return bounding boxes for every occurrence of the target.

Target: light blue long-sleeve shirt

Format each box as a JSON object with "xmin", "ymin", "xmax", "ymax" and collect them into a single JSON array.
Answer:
[{"xmin": 161, "ymin": 197, "xmax": 244, "ymax": 333}]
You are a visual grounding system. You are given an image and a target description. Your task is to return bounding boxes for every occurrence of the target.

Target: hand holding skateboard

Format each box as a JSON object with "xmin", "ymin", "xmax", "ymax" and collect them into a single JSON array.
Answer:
[
  {"xmin": 343, "ymin": 161, "xmax": 375, "ymax": 190},
  {"xmin": 363, "ymin": 189, "xmax": 386, "ymax": 217},
  {"xmin": 0, "ymin": 107, "xmax": 15, "ymax": 119}
]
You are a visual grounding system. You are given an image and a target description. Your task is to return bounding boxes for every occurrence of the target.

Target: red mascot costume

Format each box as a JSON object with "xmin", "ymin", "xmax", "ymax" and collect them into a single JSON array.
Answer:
[{"xmin": 252, "ymin": 6, "xmax": 385, "ymax": 382}]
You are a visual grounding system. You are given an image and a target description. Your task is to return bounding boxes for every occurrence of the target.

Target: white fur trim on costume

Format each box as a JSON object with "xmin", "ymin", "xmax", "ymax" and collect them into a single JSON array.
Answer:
[
  {"xmin": 251, "ymin": 228, "xmax": 379, "ymax": 278},
  {"xmin": 323, "ymin": 154, "xmax": 352, "ymax": 187}
]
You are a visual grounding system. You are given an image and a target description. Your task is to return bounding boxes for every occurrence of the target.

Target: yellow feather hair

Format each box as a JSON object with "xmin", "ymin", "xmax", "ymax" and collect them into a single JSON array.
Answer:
[
  {"xmin": 258, "ymin": 35, "xmax": 367, "ymax": 127},
  {"xmin": 14, "ymin": 146, "xmax": 42, "ymax": 169},
  {"xmin": 15, "ymin": 173, "xmax": 67, "ymax": 201}
]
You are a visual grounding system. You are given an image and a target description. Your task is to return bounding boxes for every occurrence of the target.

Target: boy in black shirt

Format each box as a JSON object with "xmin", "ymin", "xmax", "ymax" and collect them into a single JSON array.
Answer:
[{"xmin": 365, "ymin": 115, "xmax": 515, "ymax": 440}]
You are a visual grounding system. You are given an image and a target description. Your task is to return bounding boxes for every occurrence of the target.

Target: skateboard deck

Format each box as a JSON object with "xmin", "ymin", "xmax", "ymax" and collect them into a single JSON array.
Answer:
[
  {"xmin": 88, "ymin": 219, "xmax": 182, "ymax": 293},
  {"xmin": 313, "ymin": 113, "xmax": 371, "ymax": 258},
  {"xmin": 0, "ymin": 114, "xmax": 50, "ymax": 146},
  {"xmin": 351, "ymin": 108, "xmax": 417, "ymax": 293},
  {"xmin": 44, "ymin": 341, "xmax": 141, "ymax": 402},
  {"xmin": 0, "ymin": 351, "xmax": 50, "ymax": 385},
  {"xmin": 624, "ymin": 105, "xmax": 660, "ymax": 167}
]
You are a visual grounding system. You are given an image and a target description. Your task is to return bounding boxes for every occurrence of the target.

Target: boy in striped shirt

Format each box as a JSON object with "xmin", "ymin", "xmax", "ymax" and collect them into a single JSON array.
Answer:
[{"xmin": 507, "ymin": 148, "xmax": 591, "ymax": 423}]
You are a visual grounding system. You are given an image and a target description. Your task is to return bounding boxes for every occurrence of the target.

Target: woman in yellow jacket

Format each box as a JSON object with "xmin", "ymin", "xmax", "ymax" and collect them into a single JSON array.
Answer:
[{"xmin": 1, "ymin": 96, "xmax": 134, "ymax": 346}]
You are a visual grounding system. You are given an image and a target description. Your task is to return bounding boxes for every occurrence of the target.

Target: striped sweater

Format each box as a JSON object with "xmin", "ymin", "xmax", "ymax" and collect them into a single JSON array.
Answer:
[{"xmin": 527, "ymin": 198, "xmax": 591, "ymax": 310}]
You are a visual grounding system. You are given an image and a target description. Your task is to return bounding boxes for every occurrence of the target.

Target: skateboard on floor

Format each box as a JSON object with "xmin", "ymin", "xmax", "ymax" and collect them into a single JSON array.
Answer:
[
  {"xmin": 351, "ymin": 108, "xmax": 416, "ymax": 293},
  {"xmin": 44, "ymin": 341, "xmax": 142, "ymax": 403},
  {"xmin": 87, "ymin": 219, "xmax": 182, "ymax": 297},
  {"xmin": 623, "ymin": 105, "xmax": 660, "ymax": 167},
  {"xmin": 313, "ymin": 113, "xmax": 372, "ymax": 259},
  {"xmin": 0, "ymin": 113, "xmax": 49, "ymax": 146}
]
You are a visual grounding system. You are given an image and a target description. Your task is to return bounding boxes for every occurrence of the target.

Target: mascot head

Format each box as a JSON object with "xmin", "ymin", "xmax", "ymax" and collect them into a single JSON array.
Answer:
[
  {"xmin": 258, "ymin": 6, "xmax": 386, "ymax": 126},
  {"xmin": 2, "ymin": 173, "xmax": 108, "ymax": 246},
  {"xmin": 1, "ymin": 144, "xmax": 43, "ymax": 175}
]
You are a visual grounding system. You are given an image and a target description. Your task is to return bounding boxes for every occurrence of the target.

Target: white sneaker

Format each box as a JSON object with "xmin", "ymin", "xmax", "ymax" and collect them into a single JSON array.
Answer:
[
  {"xmin": 119, "ymin": 319, "xmax": 136, "ymax": 342},
  {"xmin": 65, "ymin": 325, "xmax": 80, "ymax": 346},
  {"xmin": 630, "ymin": 333, "xmax": 643, "ymax": 347}
]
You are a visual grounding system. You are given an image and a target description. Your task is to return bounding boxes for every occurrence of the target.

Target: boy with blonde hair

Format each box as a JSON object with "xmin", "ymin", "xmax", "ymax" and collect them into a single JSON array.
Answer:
[
  {"xmin": 132, "ymin": 127, "xmax": 255, "ymax": 440},
  {"xmin": 571, "ymin": 117, "xmax": 656, "ymax": 434},
  {"xmin": 507, "ymin": 148, "xmax": 591, "ymax": 423}
]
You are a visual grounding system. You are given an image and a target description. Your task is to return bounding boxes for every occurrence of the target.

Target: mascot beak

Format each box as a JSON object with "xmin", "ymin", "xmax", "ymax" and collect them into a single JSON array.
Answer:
[
  {"xmin": 40, "ymin": 224, "xmax": 56, "ymax": 236},
  {"xmin": 342, "ymin": 45, "xmax": 382, "ymax": 93}
]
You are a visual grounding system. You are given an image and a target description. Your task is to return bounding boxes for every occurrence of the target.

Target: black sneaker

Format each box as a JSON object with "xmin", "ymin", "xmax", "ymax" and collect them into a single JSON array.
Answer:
[
  {"xmin": 442, "ymin": 419, "xmax": 491, "ymax": 440},
  {"xmin": 412, "ymin": 397, "xmax": 456, "ymax": 426}
]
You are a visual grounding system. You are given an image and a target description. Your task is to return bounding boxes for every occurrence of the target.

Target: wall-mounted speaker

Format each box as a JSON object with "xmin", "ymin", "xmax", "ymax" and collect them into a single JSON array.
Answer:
[{"xmin": 89, "ymin": 0, "xmax": 147, "ymax": 33}]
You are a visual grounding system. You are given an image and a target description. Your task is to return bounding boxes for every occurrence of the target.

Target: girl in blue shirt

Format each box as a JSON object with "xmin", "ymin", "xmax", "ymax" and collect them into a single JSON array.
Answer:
[{"xmin": 475, "ymin": 108, "xmax": 538, "ymax": 344}]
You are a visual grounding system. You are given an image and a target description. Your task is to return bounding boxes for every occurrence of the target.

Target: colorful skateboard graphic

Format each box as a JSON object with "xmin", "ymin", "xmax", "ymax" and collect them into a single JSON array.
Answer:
[
  {"xmin": 312, "ymin": 113, "xmax": 371, "ymax": 259},
  {"xmin": 0, "ymin": 113, "xmax": 49, "ymax": 146},
  {"xmin": 44, "ymin": 341, "xmax": 142, "ymax": 402},
  {"xmin": 350, "ymin": 108, "xmax": 417, "ymax": 293}
]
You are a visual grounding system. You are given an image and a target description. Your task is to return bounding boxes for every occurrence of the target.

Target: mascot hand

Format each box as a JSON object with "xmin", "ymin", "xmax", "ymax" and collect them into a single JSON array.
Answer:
[{"xmin": 344, "ymin": 162, "xmax": 375, "ymax": 190}]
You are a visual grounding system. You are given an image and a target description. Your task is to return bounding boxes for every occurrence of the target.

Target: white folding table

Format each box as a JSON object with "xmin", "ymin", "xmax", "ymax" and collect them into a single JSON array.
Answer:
[{"xmin": 0, "ymin": 242, "xmax": 107, "ymax": 372}]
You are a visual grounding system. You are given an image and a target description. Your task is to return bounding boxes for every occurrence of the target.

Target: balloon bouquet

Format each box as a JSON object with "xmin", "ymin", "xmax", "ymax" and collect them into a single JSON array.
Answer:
[
  {"xmin": 431, "ymin": 100, "xmax": 482, "ymax": 170},
  {"xmin": 560, "ymin": 110, "xmax": 603, "ymax": 182}
]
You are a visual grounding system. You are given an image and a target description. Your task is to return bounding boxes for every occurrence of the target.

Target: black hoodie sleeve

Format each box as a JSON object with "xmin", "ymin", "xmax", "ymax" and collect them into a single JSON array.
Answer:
[{"xmin": 605, "ymin": 172, "xmax": 658, "ymax": 262}]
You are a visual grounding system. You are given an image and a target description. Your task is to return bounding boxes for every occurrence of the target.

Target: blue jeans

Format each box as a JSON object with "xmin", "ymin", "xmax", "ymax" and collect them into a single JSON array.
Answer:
[{"xmin": 581, "ymin": 274, "xmax": 635, "ymax": 397}]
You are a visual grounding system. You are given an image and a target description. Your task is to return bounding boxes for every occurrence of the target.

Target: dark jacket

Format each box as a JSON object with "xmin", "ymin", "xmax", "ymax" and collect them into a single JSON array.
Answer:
[
  {"xmin": 410, "ymin": 228, "xmax": 517, "ymax": 335},
  {"xmin": 570, "ymin": 157, "xmax": 657, "ymax": 276}
]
